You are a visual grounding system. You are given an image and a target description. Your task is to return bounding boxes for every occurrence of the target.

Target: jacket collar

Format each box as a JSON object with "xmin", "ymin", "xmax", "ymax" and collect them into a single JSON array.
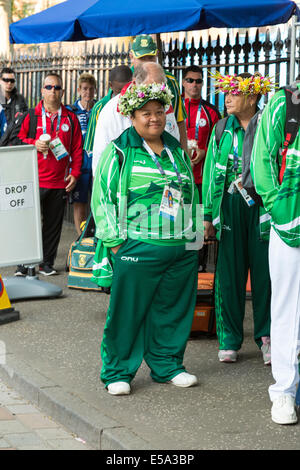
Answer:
[
  {"xmin": 226, "ymin": 114, "xmax": 244, "ymax": 133},
  {"xmin": 37, "ymin": 100, "xmax": 69, "ymax": 116},
  {"xmin": 114, "ymin": 125, "xmax": 180, "ymax": 151}
]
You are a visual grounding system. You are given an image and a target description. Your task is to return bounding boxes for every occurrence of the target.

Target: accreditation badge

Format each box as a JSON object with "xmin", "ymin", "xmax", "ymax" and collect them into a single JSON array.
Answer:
[
  {"xmin": 49, "ymin": 137, "xmax": 69, "ymax": 161},
  {"xmin": 159, "ymin": 185, "xmax": 181, "ymax": 221},
  {"xmin": 233, "ymin": 177, "xmax": 255, "ymax": 207}
]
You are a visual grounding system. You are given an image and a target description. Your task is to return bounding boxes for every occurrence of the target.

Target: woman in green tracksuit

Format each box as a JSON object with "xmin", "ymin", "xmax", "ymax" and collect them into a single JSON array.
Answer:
[
  {"xmin": 202, "ymin": 72, "xmax": 274, "ymax": 364},
  {"xmin": 91, "ymin": 82, "xmax": 200, "ymax": 395}
]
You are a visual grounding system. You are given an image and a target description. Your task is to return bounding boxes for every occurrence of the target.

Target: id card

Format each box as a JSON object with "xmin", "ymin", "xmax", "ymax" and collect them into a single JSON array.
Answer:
[
  {"xmin": 233, "ymin": 177, "xmax": 255, "ymax": 207},
  {"xmin": 159, "ymin": 185, "xmax": 181, "ymax": 221},
  {"xmin": 49, "ymin": 137, "xmax": 69, "ymax": 161}
]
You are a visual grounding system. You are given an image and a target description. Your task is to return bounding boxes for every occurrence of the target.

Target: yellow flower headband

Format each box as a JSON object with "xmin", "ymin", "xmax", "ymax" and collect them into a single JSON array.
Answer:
[{"xmin": 211, "ymin": 71, "xmax": 275, "ymax": 96}]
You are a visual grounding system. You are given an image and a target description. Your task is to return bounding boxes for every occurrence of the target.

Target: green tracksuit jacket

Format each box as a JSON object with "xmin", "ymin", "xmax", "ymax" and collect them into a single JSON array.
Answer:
[
  {"xmin": 251, "ymin": 85, "xmax": 300, "ymax": 247},
  {"xmin": 91, "ymin": 125, "xmax": 199, "ymax": 287},
  {"xmin": 202, "ymin": 114, "xmax": 271, "ymax": 240}
]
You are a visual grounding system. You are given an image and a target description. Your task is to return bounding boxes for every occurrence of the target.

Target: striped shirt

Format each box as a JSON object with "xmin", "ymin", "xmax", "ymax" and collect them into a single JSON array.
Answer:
[{"xmin": 84, "ymin": 89, "xmax": 113, "ymax": 153}]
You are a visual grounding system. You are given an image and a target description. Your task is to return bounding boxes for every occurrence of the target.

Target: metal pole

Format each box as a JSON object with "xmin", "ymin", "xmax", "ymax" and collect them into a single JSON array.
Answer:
[
  {"xmin": 290, "ymin": 15, "xmax": 296, "ymax": 83},
  {"xmin": 155, "ymin": 33, "xmax": 163, "ymax": 65}
]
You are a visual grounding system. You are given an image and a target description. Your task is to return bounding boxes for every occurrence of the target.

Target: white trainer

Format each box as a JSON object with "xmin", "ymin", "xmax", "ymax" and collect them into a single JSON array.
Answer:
[
  {"xmin": 170, "ymin": 372, "xmax": 198, "ymax": 388},
  {"xmin": 271, "ymin": 394, "xmax": 298, "ymax": 425},
  {"xmin": 218, "ymin": 350, "xmax": 238, "ymax": 363},
  {"xmin": 107, "ymin": 381, "xmax": 131, "ymax": 396}
]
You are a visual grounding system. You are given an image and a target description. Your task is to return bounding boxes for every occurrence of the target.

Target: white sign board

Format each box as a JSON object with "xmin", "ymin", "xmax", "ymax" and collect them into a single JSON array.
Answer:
[{"xmin": 0, "ymin": 145, "xmax": 43, "ymax": 268}]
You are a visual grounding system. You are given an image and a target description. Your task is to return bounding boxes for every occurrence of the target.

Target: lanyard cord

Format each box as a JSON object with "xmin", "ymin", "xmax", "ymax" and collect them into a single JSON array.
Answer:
[
  {"xmin": 186, "ymin": 100, "xmax": 202, "ymax": 141},
  {"xmin": 233, "ymin": 133, "xmax": 239, "ymax": 173},
  {"xmin": 142, "ymin": 140, "xmax": 183, "ymax": 186},
  {"xmin": 42, "ymin": 105, "xmax": 62, "ymax": 136},
  {"xmin": 195, "ymin": 102, "xmax": 202, "ymax": 141}
]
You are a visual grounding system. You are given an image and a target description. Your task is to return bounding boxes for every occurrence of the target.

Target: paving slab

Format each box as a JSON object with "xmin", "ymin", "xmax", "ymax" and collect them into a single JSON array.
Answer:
[
  {"xmin": 0, "ymin": 222, "xmax": 299, "ymax": 450},
  {"xmin": 0, "ymin": 381, "xmax": 91, "ymax": 450}
]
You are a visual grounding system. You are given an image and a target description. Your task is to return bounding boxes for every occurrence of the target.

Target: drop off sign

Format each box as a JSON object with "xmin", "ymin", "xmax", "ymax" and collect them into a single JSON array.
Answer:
[{"xmin": 0, "ymin": 182, "xmax": 34, "ymax": 211}]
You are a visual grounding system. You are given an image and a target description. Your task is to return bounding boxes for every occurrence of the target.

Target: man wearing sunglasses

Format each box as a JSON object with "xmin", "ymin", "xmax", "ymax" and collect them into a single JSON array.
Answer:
[
  {"xmin": 15, "ymin": 73, "xmax": 83, "ymax": 277},
  {"xmin": 183, "ymin": 65, "xmax": 221, "ymax": 272},
  {"xmin": 0, "ymin": 67, "xmax": 28, "ymax": 125}
]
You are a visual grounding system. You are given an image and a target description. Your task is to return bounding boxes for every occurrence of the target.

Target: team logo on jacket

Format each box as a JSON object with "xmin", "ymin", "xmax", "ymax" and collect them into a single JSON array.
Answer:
[
  {"xmin": 199, "ymin": 118, "xmax": 207, "ymax": 127},
  {"xmin": 61, "ymin": 123, "xmax": 69, "ymax": 132},
  {"xmin": 121, "ymin": 256, "xmax": 139, "ymax": 263}
]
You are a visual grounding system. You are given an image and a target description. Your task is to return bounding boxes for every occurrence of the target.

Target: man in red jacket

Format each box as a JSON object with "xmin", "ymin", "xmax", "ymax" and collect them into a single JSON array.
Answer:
[
  {"xmin": 183, "ymin": 65, "xmax": 220, "ymax": 271},
  {"xmin": 15, "ymin": 73, "xmax": 83, "ymax": 276}
]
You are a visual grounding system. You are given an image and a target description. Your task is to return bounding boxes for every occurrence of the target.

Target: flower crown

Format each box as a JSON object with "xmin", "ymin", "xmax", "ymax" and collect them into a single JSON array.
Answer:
[
  {"xmin": 118, "ymin": 83, "xmax": 173, "ymax": 116},
  {"xmin": 211, "ymin": 71, "xmax": 275, "ymax": 96}
]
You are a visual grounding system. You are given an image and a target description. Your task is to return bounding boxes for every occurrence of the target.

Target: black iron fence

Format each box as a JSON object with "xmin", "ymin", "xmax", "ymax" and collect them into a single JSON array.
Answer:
[
  {"xmin": 164, "ymin": 27, "xmax": 299, "ymax": 110},
  {"xmin": 1, "ymin": 26, "xmax": 299, "ymax": 113}
]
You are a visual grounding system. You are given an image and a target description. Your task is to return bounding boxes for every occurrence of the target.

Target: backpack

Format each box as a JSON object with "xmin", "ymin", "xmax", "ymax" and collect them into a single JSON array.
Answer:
[
  {"xmin": 67, "ymin": 213, "xmax": 104, "ymax": 292},
  {"xmin": 214, "ymin": 85, "xmax": 300, "ymax": 206},
  {"xmin": 0, "ymin": 109, "xmax": 37, "ymax": 147},
  {"xmin": 0, "ymin": 107, "xmax": 77, "ymax": 148},
  {"xmin": 278, "ymin": 85, "xmax": 300, "ymax": 184}
]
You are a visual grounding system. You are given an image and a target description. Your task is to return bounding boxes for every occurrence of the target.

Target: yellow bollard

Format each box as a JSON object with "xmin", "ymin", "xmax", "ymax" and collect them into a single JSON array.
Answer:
[{"xmin": 0, "ymin": 275, "xmax": 20, "ymax": 325}]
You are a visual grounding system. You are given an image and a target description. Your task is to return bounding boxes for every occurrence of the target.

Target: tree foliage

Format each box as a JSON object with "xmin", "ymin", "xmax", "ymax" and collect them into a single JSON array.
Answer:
[{"xmin": 12, "ymin": 1, "xmax": 35, "ymax": 22}]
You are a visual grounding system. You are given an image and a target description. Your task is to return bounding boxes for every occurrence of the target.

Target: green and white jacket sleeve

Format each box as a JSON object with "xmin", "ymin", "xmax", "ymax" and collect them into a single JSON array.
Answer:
[
  {"xmin": 202, "ymin": 127, "xmax": 217, "ymax": 223},
  {"xmin": 91, "ymin": 143, "xmax": 124, "ymax": 248},
  {"xmin": 251, "ymin": 87, "xmax": 300, "ymax": 247},
  {"xmin": 251, "ymin": 91, "xmax": 284, "ymax": 213}
]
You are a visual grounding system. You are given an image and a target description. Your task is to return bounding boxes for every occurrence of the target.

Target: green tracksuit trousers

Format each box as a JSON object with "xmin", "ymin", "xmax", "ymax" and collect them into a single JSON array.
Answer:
[
  {"xmin": 215, "ymin": 192, "xmax": 271, "ymax": 351},
  {"xmin": 100, "ymin": 239, "xmax": 198, "ymax": 386}
]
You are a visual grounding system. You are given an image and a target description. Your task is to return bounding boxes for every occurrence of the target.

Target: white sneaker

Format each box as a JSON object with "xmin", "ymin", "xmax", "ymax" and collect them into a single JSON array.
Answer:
[
  {"xmin": 107, "ymin": 382, "xmax": 131, "ymax": 396},
  {"xmin": 218, "ymin": 350, "xmax": 238, "ymax": 363},
  {"xmin": 170, "ymin": 372, "xmax": 198, "ymax": 388},
  {"xmin": 271, "ymin": 394, "xmax": 298, "ymax": 425}
]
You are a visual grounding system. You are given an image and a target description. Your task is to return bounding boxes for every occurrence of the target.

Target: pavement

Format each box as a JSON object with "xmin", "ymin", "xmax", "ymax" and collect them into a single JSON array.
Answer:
[
  {"xmin": 0, "ymin": 381, "xmax": 91, "ymax": 450},
  {"xmin": 0, "ymin": 222, "xmax": 299, "ymax": 450}
]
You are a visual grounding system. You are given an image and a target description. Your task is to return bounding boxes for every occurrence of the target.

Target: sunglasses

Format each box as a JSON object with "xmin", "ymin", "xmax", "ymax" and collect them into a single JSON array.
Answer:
[
  {"xmin": 44, "ymin": 85, "xmax": 62, "ymax": 91},
  {"xmin": 185, "ymin": 78, "xmax": 203, "ymax": 84},
  {"xmin": 2, "ymin": 78, "xmax": 15, "ymax": 83}
]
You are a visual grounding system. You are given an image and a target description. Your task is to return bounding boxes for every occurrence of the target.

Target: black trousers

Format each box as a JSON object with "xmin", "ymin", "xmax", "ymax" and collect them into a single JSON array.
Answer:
[{"xmin": 40, "ymin": 188, "xmax": 67, "ymax": 266}]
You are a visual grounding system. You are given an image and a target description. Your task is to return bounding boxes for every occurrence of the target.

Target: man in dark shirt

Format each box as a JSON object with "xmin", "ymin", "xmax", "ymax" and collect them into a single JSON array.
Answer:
[{"xmin": 0, "ymin": 67, "xmax": 28, "ymax": 125}]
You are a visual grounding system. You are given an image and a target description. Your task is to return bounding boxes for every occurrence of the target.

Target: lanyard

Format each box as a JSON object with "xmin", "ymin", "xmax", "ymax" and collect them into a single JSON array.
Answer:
[
  {"xmin": 195, "ymin": 102, "xmax": 202, "ymax": 141},
  {"xmin": 42, "ymin": 105, "xmax": 62, "ymax": 136},
  {"xmin": 233, "ymin": 133, "xmax": 239, "ymax": 173},
  {"xmin": 187, "ymin": 100, "xmax": 202, "ymax": 141},
  {"xmin": 142, "ymin": 140, "xmax": 183, "ymax": 187}
]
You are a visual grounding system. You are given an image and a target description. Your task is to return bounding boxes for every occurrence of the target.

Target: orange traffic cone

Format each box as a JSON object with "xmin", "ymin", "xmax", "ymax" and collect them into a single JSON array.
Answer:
[{"xmin": 0, "ymin": 275, "xmax": 20, "ymax": 325}]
